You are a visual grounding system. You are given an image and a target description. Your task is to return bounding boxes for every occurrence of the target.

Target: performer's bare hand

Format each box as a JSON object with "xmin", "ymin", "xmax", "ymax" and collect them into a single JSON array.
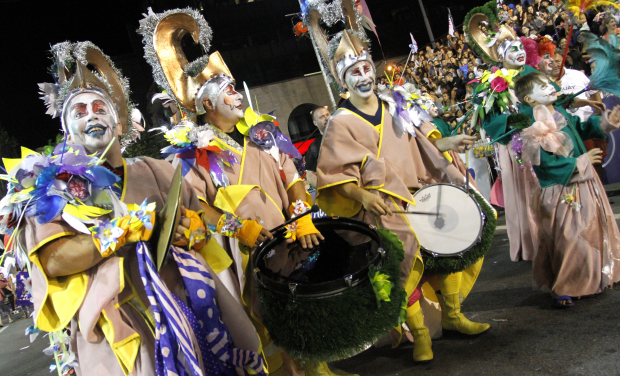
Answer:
[
  {"xmin": 255, "ymin": 227, "xmax": 273, "ymax": 247},
  {"xmin": 173, "ymin": 207, "xmax": 192, "ymax": 245},
  {"xmin": 361, "ymin": 192, "xmax": 392, "ymax": 217},
  {"xmin": 572, "ymin": 99, "xmax": 605, "ymax": 115},
  {"xmin": 587, "ymin": 148, "xmax": 603, "ymax": 164},
  {"xmin": 436, "ymin": 134, "xmax": 477, "ymax": 153},
  {"xmin": 609, "ymin": 105, "xmax": 620, "ymax": 124}
]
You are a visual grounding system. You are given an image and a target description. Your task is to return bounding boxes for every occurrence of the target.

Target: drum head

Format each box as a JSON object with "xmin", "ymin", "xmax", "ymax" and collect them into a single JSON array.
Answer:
[
  {"xmin": 255, "ymin": 217, "xmax": 382, "ymax": 298},
  {"xmin": 409, "ymin": 184, "xmax": 483, "ymax": 256}
]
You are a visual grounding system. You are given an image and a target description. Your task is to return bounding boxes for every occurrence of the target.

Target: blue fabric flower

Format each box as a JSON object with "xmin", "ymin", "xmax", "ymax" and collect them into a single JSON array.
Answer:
[
  {"xmin": 130, "ymin": 199, "xmax": 154, "ymax": 231},
  {"xmin": 92, "ymin": 219, "xmax": 124, "ymax": 252}
]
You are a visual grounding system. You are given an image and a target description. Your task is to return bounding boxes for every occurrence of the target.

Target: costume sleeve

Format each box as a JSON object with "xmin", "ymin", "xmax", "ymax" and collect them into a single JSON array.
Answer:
[
  {"xmin": 482, "ymin": 112, "xmax": 511, "ymax": 145},
  {"xmin": 533, "ymin": 148, "xmax": 578, "ymax": 187},
  {"xmin": 316, "ymin": 114, "xmax": 367, "ymax": 217},
  {"xmin": 281, "ymin": 153, "xmax": 302, "ymax": 191},
  {"xmin": 573, "ymin": 114, "xmax": 607, "ymax": 141},
  {"xmin": 23, "ymin": 216, "xmax": 88, "ymax": 333}
]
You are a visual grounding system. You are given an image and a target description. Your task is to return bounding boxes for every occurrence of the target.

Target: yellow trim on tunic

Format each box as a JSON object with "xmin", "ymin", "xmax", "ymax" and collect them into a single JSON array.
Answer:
[
  {"xmin": 99, "ymin": 309, "xmax": 141, "ymax": 375},
  {"xmin": 120, "ymin": 159, "xmax": 128, "ymax": 201},
  {"xmin": 196, "ymin": 238, "xmax": 233, "ymax": 274},
  {"xmin": 197, "ymin": 196, "xmax": 208, "ymax": 203},
  {"xmin": 27, "ymin": 232, "xmax": 88, "ymax": 333},
  {"xmin": 316, "ymin": 179, "xmax": 362, "ymax": 217},
  {"xmin": 286, "ymin": 178, "xmax": 303, "ymax": 191}
]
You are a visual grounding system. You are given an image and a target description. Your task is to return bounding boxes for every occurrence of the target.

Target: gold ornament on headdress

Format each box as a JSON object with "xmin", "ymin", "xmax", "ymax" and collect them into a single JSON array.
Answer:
[
  {"xmin": 467, "ymin": 13, "xmax": 518, "ymax": 63},
  {"xmin": 145, "ymin": 9, "xmax": 233, "ymax": 114}
]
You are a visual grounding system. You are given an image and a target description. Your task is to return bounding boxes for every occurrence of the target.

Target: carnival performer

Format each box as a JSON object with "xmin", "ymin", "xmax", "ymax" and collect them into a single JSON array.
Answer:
[
  {"xmin": 514, "ymin": 71, "xmax": 620, "ymax": 307},
  {"xmin": 138, "ymin": 9, "xmax": 328, "ymax": 376},
  {"xmin": 1, "ymin": 41, "xmax": 265, "ymax": 376},
  {"xmin": 465, "ymin": 2, "xmax": 548, "ymax": 262},
  {"xmin": 307, "ymin": 3, "xmax": 491, "ymax": 363}
]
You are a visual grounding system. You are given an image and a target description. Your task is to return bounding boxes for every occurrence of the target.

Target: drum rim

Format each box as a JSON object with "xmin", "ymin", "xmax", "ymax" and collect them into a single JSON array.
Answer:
[
  {"xmin": 253, "ymin": 216, "xmax": 384, "ymax": 299},
  {"xmin": 412, "ymin": 183, "xmax": 486, "ymax": 258}
]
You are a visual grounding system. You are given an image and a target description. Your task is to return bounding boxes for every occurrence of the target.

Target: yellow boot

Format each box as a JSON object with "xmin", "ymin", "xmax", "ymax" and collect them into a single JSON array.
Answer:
[
  {"xmin": 436, "ymin": 272, "xmax": 490, "ymax": 335},
  {"xmin": 406, "ymin": 304, "xmax": 433, "ymax": 362},
  {"xmin": 303, "ymin": 362, "xmax": 359, "ymax": 376}
]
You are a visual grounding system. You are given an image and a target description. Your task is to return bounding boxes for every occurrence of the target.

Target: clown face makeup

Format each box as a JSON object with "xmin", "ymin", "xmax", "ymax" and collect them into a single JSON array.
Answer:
[
  {"xmin": 527, "ymin": 78, "xmax": 558, "ymax": 106},
  {"xmin": 64, "ymin": 92, "xmax": 120, "ymax": 153},
  {"xmin": 502, "ymin": 41, "xmax": 526, "ymax": 68},
  {"xmin": 538, "ymin": 53, "xmax": 554, "ymax": 75},
  {"xmin": 427, "ymin": 104, "xmax": 439, "ymax": 118},
  {"xmin": 343, "ymin": 61, "xmax": 376, "ymax": 100},
  {"xmin": 213, "ymin": 84, "xmax": 244, "ymax": 123}
]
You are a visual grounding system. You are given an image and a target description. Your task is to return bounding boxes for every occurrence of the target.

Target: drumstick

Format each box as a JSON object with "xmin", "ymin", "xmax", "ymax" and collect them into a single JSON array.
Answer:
[
  {"xmin": 269, "ymin": 205, "xmax": 320, "ymax": 233},
  {"xmin": 392, "ymin": 211, "xmax": 446, "ymax": 217}
]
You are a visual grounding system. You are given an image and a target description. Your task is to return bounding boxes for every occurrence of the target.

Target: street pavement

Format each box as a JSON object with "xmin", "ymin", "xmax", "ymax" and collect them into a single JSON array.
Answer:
[{"xmin": 1, "ymin": 193, "xmax": 620, "ymax": 376}]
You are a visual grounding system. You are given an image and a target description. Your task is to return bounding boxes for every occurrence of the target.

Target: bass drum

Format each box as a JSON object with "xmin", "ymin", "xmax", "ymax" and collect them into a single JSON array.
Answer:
[
  {"xmin": 253, "ymin": 217, "xmax": 406, "ymax": 362},
  {"xmin": 406, "ymin": 183, "xmax": 496, "ymax": 275}
]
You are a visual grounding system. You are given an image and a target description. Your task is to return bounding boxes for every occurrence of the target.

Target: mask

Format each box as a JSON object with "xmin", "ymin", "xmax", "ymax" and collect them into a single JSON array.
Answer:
[
  {"xmin": 502, "ymin": 41, "xmax": 526, "ymax": 67},
  {"xmin": 527, "ymin": 79, "xmax": 557, "ymax": 105},
  {"xmin": 343, "ymin": 61, "xmax": 376, "ymax": 100},
  {"xmin": 64, "ymin": 92, "xmax": 120, "ymax": 154}
]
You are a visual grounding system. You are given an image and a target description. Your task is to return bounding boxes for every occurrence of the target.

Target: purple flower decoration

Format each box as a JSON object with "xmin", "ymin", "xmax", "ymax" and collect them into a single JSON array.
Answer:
[
  {"xmin": 91, "ymin": 218, "xmax": 124, "ymax": 253},
  {"xmin": 249, "ymin": 121, "xmax": 277, "ymax": 148}
]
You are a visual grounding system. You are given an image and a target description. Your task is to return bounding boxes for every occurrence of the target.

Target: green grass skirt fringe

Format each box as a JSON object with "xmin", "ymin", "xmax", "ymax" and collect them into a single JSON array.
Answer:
[
  {"xmin": 421, "ymin": 189, "xmax": 497, "ymax": 275},
  {"xmin": 257, "ymin": 228, "xmax": 406, "ymax": 363}
]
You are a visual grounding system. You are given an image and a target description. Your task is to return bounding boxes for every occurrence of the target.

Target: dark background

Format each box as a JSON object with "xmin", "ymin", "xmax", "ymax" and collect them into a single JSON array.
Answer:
[{"xmin": 0, "ymin": 0, "xmax": 487, "ymax": 151}]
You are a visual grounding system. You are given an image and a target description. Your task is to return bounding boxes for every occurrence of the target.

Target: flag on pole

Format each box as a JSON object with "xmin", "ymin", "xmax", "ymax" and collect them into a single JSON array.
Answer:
[
  {"xmin": 448, "ymin": 8, "xmax": 455, "ymax": 37},
  {"xmin": 410, "ymin": 33, "xmax": 418, "ymax": 53},
  {"xmin": 357, "ymin": 0, "xmax": 382, "ymax": 47}
]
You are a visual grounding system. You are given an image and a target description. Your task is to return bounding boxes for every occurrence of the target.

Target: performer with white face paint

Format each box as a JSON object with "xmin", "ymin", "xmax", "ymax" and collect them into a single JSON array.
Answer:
[
  {"xmin": 140, "ymin": 8, "xmax": 328, "ymax": 376},
  {"xmin": 514, "ymin": 71, "xmax": 620, "ymax": 307},
  {"xmin": 308, "ymin": 2, "xmax": 491, "ymax": 361},
  {"xmin": 6, "ymin": 41, "xmax": 265, "ymax": 376}
]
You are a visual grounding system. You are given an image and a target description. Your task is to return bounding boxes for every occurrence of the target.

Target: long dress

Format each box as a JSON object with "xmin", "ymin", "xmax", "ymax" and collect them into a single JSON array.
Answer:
[
  {"xmin": 25, "ymin": 156, "xmax": 260, "ymax": 375},
  {"xmin": 481, "ymin": 65, "xmax": 560, "ymax": 261},
  {"xmin": 529, "ymin": 108, "xmax": 620, "ymax": 297}
]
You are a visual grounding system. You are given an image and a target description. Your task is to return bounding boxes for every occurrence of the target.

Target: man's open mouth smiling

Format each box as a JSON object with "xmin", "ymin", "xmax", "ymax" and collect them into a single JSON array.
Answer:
[{"xmin": 85, "ymin": 124, "xmax": 107, "ymax": 137}]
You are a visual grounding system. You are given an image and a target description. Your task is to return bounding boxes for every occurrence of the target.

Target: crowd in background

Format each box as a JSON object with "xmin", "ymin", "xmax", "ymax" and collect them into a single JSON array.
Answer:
[{"xmin": 375, "ymin": 0, "xmax": 620, "ymax": 134}]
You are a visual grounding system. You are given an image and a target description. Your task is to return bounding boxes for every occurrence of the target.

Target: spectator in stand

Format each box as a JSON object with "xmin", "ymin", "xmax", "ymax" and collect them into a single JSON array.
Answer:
[
  {"xmin": 602, "ymin": 14, "xmax": 620, "ymax": 48},
  {"xmin": 304, "ymin": 105, "xmax": 331, "ymax": 189}
]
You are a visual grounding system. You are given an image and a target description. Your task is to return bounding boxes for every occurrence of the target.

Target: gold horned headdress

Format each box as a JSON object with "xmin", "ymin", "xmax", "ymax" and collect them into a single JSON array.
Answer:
[
  {"xmin": 304, "ymin": 0, "xmax": 372, "ymax": 91},
  {"xmin": 138, "ymin": 7, "xmax": 234, "ymax": 117},
  {"xmin": 464, "ymin": 1, "xmax": 519, "ymax": 65},
  {"xmin": 38, "ymin": 41, "xmax": 137, "ymax": 146}
]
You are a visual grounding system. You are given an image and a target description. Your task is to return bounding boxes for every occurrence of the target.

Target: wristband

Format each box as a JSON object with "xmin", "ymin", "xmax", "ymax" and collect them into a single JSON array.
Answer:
[
  {"xmin": 216, "ymin": 213, "xmax": 263, "ymax": 247},
  {"xmin": 90, "ymin": 199, "xmax": 157, "ymax": 257},
  {"xmin": 287, "ymin": 200, "xmax": 320, "ymax": 240},
  {"xmin": 173, "ymin": 208, "xmax": 207, "ymax": 249}
]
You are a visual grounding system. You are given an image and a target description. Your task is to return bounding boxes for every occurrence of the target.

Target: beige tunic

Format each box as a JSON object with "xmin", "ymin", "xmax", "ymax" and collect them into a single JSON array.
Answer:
[
  {"xmin": 316, "ymin": 104, "xmax": 466, "ymax": 288},
  {"xmin": 26, "ymin": 157, "xmax": 208, "ymax": 375}
]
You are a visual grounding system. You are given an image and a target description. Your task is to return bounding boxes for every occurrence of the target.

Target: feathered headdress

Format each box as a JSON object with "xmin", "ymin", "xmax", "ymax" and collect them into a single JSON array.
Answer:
[
  {"xmin": 37, "ymin": 41, "xmax": 138, "ymax": 149},
  {"xmin": 303, "ymin": 0, "xmax": 371, "ymax": 91},
  {"xmin": 464, "ymin": 1, "xmax": 503, "ymax": 65}
]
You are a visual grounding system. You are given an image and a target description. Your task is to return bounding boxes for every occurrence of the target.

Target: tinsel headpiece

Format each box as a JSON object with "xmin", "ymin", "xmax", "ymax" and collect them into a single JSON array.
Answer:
[
  {"xmin": 38, "ymin": 41, "xmax": 137, "ymax": 147},
  {"xmin": 138, "ymin": 7, "xmax": 234, "ymax": 116},
  {"xmin": 303, "ymin": 0, "xmax": 371, "ymax": 91},
  {"xmin": 464, "ymin": 1, "xmax": 518, "ymax": 65}
]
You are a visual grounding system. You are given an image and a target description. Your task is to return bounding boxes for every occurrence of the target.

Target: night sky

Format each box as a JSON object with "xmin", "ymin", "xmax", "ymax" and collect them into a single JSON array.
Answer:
[{"xmin": 0, "ymin": 0, "xmax": 485, "ymax": 151}]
